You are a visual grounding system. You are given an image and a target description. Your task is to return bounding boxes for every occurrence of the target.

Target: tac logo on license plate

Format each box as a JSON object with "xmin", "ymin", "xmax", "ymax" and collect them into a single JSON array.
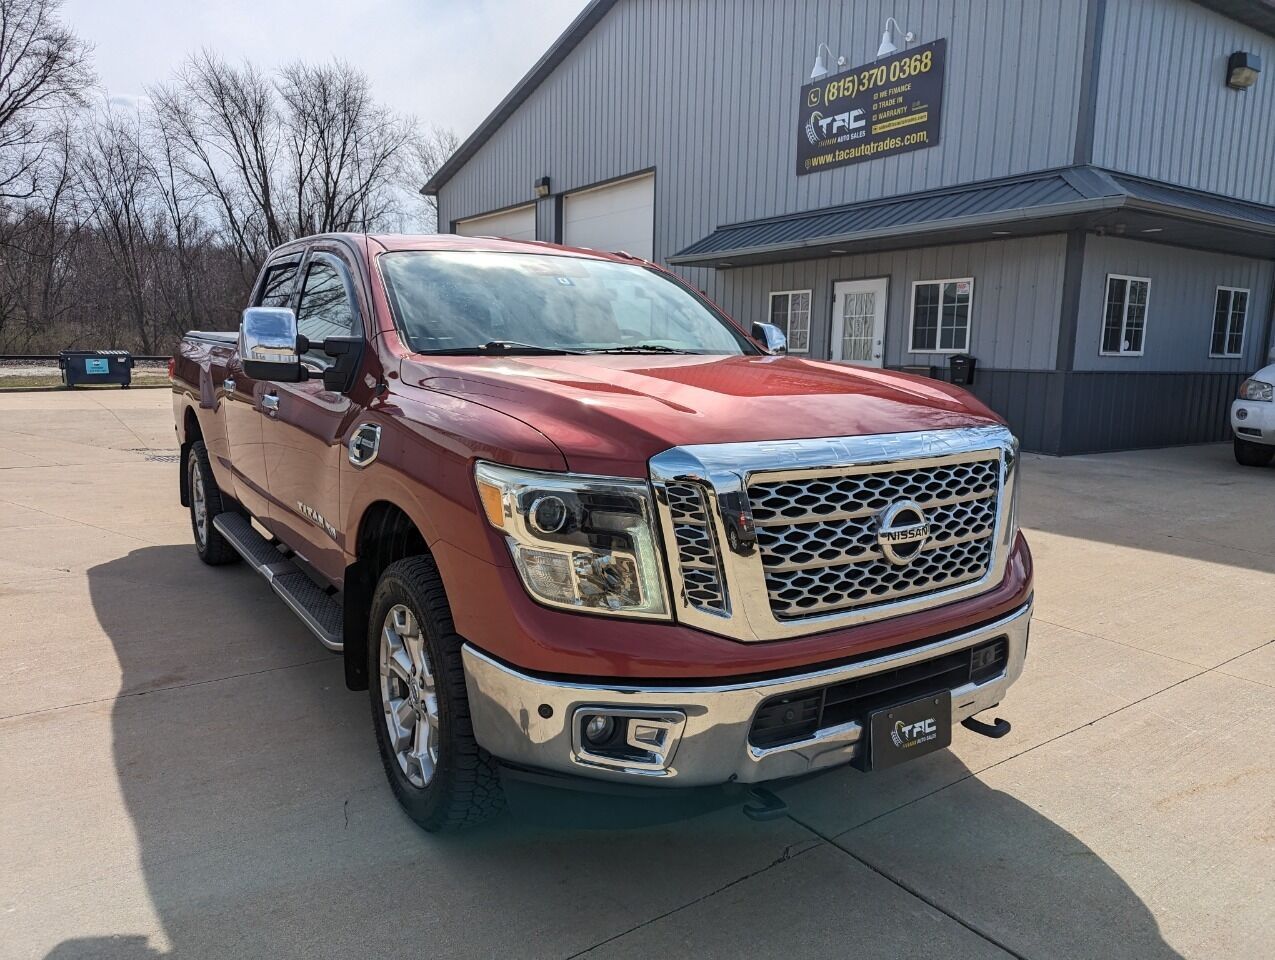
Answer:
[{"xmin": 869, "ymin": 691, "xmax": 952, "ymax": 770}]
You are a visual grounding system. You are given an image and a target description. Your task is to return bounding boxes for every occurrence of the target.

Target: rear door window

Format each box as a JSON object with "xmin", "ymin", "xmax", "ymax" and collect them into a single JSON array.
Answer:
[{"xmin": 256, "ymin": 259, "xmax": 301, "ymax": 308}]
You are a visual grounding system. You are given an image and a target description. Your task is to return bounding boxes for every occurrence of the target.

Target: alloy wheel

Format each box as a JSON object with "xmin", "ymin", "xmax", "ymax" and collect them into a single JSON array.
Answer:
[
  {"xmin": 189, "ymin": 456, "xmax": 207, "ymax": 548},
  {"xmin": 379, "ymin": 603, "xmax": 440, "ymax": 788}
]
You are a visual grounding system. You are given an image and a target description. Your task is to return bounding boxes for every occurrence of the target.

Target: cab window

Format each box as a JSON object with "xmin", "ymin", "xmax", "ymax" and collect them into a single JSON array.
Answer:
[{"xmin": 296, "ymin": 257, "xmax": 358, "ymax": 367}]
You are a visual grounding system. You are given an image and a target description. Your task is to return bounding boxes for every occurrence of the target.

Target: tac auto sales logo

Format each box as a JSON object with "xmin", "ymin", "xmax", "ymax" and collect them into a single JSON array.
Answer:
[
  {"xmin": 804, "ymin": 108, "xmax": 866, "ymax": 146},
  {"xmin": 890, "ymin": 716, "xmax": 939, "ymax": 750}
]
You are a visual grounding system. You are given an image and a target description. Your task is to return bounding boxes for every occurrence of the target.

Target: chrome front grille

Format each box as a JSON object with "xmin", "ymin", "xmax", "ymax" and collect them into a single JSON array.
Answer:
[
  {"xmin": 750, "ymin": 459, "xmax": 1000, "ymax": 618},
  {"xmin": 664, "ymin": 482, "xmax": 728, "ymax": 614},
  {"xmin": 649, "ymin": 426, "xmax": 1018, "ymax": 643}
]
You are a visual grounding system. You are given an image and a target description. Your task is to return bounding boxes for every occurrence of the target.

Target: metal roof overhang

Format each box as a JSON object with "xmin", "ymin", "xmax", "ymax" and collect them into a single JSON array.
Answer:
[{"xmin": 669, "ymin": 168, "xmax": 1275, "ymax": 267}]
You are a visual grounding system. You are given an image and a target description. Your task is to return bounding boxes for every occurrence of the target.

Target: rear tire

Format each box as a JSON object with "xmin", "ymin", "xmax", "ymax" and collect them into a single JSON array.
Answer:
[
  {"xmin": 368, "ymin": 556, "xmax": 505, "ymax": 832},
  {"xmin": 187, "ymin": 440, "xmax": 240, "ymax": 565},
  {"xmin": 1234, "ymin": 436, "xmax": 1274, "ymax": 467}
]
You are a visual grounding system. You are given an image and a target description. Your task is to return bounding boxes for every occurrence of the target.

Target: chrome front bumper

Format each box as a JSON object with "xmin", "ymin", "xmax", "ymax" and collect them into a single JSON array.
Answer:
[{"xmin": 462, "ymin": 599, "xmax": 1032, "ymax": 787}]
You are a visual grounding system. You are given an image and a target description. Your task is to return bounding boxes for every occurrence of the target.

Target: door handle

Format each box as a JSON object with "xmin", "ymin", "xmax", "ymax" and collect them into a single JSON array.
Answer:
[
  {"xmin": 223, "ymin": 378, "xmax": 236, "ymax": 393},
  {"xmin": 262, "ymin": 393, "xmax": 280, "ymax": 415}
]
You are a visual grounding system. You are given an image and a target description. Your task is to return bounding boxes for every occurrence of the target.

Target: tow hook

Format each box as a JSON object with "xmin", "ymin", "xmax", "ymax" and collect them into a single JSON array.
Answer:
[
  {"xmin": 962, "ymin": 715, "xmax": 1012, "ymax": 738},
  {"xmin": 742, "ymin": 786, "xmax": 788, "ymax": 822}
]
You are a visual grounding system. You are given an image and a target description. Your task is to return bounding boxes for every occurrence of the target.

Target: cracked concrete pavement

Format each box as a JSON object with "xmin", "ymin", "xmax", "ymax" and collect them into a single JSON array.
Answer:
[{"xmin": 0, "ymin": 389, "xmax": 1271, "ymax": 959}]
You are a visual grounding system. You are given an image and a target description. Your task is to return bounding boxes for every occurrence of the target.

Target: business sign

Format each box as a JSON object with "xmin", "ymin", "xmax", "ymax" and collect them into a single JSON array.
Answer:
[{"xmin": 796, "ymin": 39, "xmax": 946, "ymax": 176}]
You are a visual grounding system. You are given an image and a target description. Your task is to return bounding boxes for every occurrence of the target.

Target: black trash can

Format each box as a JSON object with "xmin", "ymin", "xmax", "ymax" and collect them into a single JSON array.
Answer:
[
  {"xmin": 948, "ymin": 353, "xmax": 977, "ymax": 386},
  {"xmin": 59, "ymin": 350, "xmax": 134, "ymax": 388}
]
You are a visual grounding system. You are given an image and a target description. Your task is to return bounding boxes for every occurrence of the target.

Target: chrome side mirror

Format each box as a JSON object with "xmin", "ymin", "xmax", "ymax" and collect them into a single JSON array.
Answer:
[
  {"xmin": 752, "ymin": 321, "xmax": 788, "ymax": 355},
  {"xmin": 239, "ymin": 307, "xmax": 304, "ymax": 382}
]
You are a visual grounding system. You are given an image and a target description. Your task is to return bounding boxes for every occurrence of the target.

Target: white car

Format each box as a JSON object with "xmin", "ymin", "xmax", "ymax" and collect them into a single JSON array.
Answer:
[{"xmin": 1232, "ymin": 354, "xmax": 1275, "ymax": 467}]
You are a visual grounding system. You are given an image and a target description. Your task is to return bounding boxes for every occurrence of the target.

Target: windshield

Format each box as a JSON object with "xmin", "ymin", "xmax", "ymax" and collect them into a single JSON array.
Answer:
[{"xmin": 378, "ymin": 250, "xmax": 754, "ymax": 355}]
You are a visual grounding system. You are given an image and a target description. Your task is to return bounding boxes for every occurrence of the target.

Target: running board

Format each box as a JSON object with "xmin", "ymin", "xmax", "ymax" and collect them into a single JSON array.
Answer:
[{"xmin": 213, "ymin": 512, "xmax": 344, "ymax": 652}]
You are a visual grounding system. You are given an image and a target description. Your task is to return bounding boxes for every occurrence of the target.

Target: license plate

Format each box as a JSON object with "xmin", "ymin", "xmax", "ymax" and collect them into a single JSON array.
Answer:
[{"xmin": 868, "ymin": 691, "xmax": 952, "ymax": 771}]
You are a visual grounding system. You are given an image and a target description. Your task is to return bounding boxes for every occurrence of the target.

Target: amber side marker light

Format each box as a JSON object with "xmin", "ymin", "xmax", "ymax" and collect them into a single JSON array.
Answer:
[{"xmin": 478, "ymin": 480, "xmax": 506, "ymax": 528}]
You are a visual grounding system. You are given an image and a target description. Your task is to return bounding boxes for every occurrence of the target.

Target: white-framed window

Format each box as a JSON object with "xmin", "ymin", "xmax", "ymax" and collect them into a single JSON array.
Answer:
[
  {"xmin": 909, "ymin": 278, "xmax": 973, "ymax": 353},
  {"xmin": 1210, "ymin": 286, "xmax": 1249, "ymax": 358},
  {"xmin": 768, "ymin": 290, "xmax": 811, "ymax": 353},
  {"xmin": 1100, "ymin": 275, "xmax": 1150, "ymax": 356}
]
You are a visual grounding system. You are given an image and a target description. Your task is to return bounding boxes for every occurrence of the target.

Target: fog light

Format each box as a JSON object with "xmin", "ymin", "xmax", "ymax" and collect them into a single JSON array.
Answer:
[
  {"xmin": 584, "ymin": 714, "xmax": 616, "ymax": 744},
  {"xmin": 572, "ymin": 707, "xmax": 687, "ymax": 772}
]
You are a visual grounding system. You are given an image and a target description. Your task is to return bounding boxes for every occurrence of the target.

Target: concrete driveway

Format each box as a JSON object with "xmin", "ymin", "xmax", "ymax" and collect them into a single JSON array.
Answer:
[{"xmin": 0, "ymin": 389, "xmax": 1270, "ymax": 960}]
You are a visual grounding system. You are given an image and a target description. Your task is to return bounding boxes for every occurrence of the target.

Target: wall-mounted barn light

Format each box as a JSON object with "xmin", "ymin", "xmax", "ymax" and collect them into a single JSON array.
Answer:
[
  {"xmin": 810, "ymin": 42, "xmax": 834, "ymax": 81},
  {"xmin": 1227, "ymin": 51, "xmax": 1261, "ymax": 89},
  {"xmin": 877, "ymin": 18, "xmax": 914, "ymax": 58}
]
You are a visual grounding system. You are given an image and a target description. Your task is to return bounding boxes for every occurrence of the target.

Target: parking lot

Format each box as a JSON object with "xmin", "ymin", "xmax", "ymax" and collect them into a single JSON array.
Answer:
[{"xmin": 0, "ymin": 388, "xmax": 1271, "ymax": 960}]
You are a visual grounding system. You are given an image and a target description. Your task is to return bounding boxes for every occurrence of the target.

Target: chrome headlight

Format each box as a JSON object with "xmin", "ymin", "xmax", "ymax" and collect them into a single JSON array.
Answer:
[
  {"xmin": 1239, "ymin": 378, "xmax": 1273, "ymax": 402},
  {"xmin": 474, "ymin": 462, "xmax": 669, "ymax": 619}
]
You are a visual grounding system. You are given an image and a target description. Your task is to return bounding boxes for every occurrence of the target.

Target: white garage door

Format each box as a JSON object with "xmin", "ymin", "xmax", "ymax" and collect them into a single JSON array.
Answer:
[
  {"xmin": 454, "ymin": 204, "xmax": 537, "ymax": 242},
  {"xmin": 563, "ymin": 174, "xmax": 654, "ymax": 260}
]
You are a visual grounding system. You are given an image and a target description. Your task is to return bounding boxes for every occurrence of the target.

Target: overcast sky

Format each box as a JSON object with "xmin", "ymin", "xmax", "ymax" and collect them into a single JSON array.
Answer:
[{"xmin": 61, "ymin": 0, "xmax": 592, "ymax": 138}]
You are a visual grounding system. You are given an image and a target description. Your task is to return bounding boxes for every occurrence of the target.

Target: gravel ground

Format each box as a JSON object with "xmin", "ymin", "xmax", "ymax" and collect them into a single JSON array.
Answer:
[
  {"xmin": 0, "ymin": 358, "xmax": 169, "ymax": 377},
  {"xmin": 0, "ymin": 358, "xmax": 170, "ymax": 387}
]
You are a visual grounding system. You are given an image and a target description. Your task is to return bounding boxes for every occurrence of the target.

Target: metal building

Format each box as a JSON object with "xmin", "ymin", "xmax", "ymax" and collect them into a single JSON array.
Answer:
[{"xmin": 423, "ymin": 0, "xmax": 1275, "ymax": 453}]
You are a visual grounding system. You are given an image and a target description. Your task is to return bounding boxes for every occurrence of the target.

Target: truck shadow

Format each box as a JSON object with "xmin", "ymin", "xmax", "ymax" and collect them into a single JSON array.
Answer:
[{"xmin": 52, "ymin": 544, "xmax": 1184, "ymax": 960}]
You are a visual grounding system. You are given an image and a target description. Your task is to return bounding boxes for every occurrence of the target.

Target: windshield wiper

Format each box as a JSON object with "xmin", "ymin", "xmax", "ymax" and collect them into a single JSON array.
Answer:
[
  {"xmin": 589, "ymin": 344, "xmax": 697, "ymax": 354},
  {"xmin": 425, "ymin": 340, "xmax": 584, "ymax": 356}
]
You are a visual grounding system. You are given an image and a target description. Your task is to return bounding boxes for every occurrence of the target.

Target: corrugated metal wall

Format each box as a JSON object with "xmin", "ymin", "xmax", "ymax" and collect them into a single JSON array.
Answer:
[
  {"xmin": 438, "ymin": 0, "xmax": 1087, "ymax": 267},
  {"xmin": 1058, "ymin": 370, "xmax": 1247, "ymax": 451},
  {"xmin": 714, "ymin": 235, "xmax": 1067, "ymax": 369},
  {"xmin": 1093, "ymin": 0, "xmax": 1275, "ymax": 205},
  {"xmin": 959, "ymin": 369, "xmax": 1245, "ymax": 453},
  {"xmin": 1074, "ymin": 235, "xmax": 1274, "ymax": 371}
]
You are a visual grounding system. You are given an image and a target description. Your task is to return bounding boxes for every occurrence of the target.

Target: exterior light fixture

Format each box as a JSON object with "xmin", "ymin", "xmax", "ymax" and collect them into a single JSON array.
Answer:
[
  {"xmin": 533, "ymin": 176, "xmax": 552, "ymax": 198},
  {"xmin": 877, "ymin": 18, "xmax": 914, "ymax": 58},
  {"xmin": 1226, "ymin": 51, "xmax": 1261, "ymax": 89},
  {"xmin": 810, "ymin": 42, "xmax": 834, "ymax": 81}
]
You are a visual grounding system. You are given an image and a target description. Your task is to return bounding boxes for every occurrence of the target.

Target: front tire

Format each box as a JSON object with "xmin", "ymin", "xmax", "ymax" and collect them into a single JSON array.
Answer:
[
  {"xmin": 187, "ymin": 440, "xmax": 240, "ymax": 565},
  {"xmin": 368, "ymin": 556, "xmax": 505, "ymax": 831},
  {"xmin": 1234, "ymin": 436, "xmax": 1274, "ymax": 467}
]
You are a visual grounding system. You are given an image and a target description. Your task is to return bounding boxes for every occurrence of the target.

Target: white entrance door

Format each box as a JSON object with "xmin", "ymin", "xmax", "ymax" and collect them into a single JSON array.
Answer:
[{"xmin": 831, "ymin": 279, "xmax": 888, "ymax": 366}]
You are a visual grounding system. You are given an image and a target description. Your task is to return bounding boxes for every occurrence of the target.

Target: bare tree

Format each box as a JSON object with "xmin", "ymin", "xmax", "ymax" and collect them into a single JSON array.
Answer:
[
  {"xmin": 0, "ymin": 116, "xmax": 81, "ymax": 350},
  {"xmin": 412, "ymin": 124, "xmax": 460, "ymax": 232},
  {"xmin": 278, "ymin": 60, "xmax": 414, "ymax": 235},
  {"xmin": 149, "ymin": 52, "xmax": 283, "ymax": 271},
  {"xmin": 0, "ymin": 35, "xmax": 450, "ymax": 354},
  {"xmin": 76, "ymin": 104, "xmax": 164, "ymax": 352},
  {"xmin": 150, "ymin": 53, "xmax": 417, "ymax": 272},
  {"xmin": 147, "ymin": 115, "xmax": 218, "ymax": 334},
  {"xmin": 0, "ymin": 0, "xmax": 93, "ymax": 198}
]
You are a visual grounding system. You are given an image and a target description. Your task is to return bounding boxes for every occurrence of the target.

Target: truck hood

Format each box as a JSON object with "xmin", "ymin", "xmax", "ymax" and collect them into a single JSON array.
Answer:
[{"xmin": 402, "ymin": 353, "xmax": 1001, "ymax": 475}]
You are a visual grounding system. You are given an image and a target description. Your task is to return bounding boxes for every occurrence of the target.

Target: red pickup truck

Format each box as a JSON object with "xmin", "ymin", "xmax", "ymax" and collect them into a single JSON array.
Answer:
[{"xmin": 172, "ymin": 233, "xmax": 1032, "ymax": 831}]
